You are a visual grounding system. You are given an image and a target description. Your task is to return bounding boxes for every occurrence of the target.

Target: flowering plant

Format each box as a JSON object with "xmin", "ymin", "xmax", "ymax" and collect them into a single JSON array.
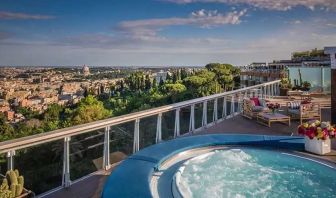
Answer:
[
  {"xmin": 298, "ymin": 120, "xmax": 336, "ymax": 140},
  {"xmin": 267, "ymin": 103, "xmax": 280, "ymax": 113}
]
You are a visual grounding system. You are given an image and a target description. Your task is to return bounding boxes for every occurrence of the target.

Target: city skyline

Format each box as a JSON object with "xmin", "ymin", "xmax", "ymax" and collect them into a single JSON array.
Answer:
[{"xmin": 0, "ymin": 0, "xmax": 336, "ymax": 66}]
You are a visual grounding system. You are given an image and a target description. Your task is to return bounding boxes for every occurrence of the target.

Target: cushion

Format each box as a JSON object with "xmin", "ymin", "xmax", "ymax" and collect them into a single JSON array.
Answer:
[
  {"xmin": 250, "ymin": 97, "xmax": 260, "ymax": 106},
  {"xmin": 259, "ymin": 99, "xmax": 267, "ymax": 108},
  {"xmin": 288, "ymin": 109, "xmax": 300, "ymax": 115},
  {"xmin": 289, "ymin": 101, "xmax": 300, "ymax": 109},
  {"xmin": 252, "ymin": 106, "xmax": 268, "ymax": 112}
]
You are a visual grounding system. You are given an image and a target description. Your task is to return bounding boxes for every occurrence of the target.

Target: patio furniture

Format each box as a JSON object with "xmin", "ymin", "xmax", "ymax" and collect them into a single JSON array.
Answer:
[
  {"xmin": 300, "ymin": 92, "xmax": 311, "ymax": 101},
  {"xmin": 242, "ymin": 98, "xmax": 269, "ymax": 119},
  {"xmin": 257, "ymin": 112, "xmax": 291, "ymax": 127},
  {"xmin": 286, "ymin": 102, "xmax": 321, "ymax": 124}
]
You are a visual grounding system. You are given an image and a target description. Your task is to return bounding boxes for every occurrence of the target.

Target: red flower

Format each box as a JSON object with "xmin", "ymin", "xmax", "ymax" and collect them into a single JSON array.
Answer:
[
  {"xmin": 305, "ymin": 129, "xmax": 315, "ymax": 139},
  {"xmin": 298, "ymin": 126, "xmax": 305, "ymax": 135}
]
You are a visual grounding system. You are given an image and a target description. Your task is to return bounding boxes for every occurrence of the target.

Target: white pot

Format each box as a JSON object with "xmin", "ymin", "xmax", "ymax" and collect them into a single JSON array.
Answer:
[{"xmin": 304, "ymin": 136, "xmax": 331, "ymax": 155}]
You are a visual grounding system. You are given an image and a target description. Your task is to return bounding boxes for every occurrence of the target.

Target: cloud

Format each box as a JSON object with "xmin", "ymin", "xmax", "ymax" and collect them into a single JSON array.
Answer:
[
  {"xmin": 326, "ymin": 23, "xmax": 336, "ymax": 27},
  {"xmin": 116, "ymin": 9, "xmax": 246, "ymax": 41},
  {"xmin": 163, "ymin": 0, "xmax": 336, "ymax": 11},
  {"xmin": 0, "ymin": 11, "xmax": 55, "ymax": 20}
]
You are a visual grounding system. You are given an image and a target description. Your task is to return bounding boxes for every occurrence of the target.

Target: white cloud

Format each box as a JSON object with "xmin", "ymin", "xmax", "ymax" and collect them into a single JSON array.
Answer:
[
  {"xmin": 118, "ymin": 9, "xmax": 246, "ymax": 35},
  {"xmin": 0, "ymin": 11, "xmax": 55, "ymax": 20},
  {"xmin": 164, "ymin": 0, "xmax": 336, "ymax": 11}
]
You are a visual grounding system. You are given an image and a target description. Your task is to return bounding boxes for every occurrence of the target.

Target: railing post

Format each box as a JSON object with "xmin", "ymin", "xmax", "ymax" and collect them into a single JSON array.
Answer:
[
  {"xmin": 156, "ymin": 113, "xmax": 162, "ymax": 143},
  {"xmin": 103, "ymin": 126, "xmax": 111, "ymax": 170},
  {"xmin": 223, "ymin": 96, "xmax": 227, "ymax": 118},
  {"xmin": 263, "ymin": 85, "xmax": 266, "ymax": 99},
  {"xmin": 133, "ymin": 118, "xmax": 140, "ymax": 153},
  {"xmin": 271, "ymin": 83, "xmax": 274, "ymax": 97},
  {"xmin": 62, "ymin": 136, "xmax": 71, "ymax": 188},
  {"xmin": 231, "ymin": 95, "xmax": 235, "ymax": 116},
  {"xmin": 7, "ymin": 150, "xmax": 15, "ymax": 171},
  {"xmin": 174, "ymin": 108, "xmax": 180, "ymax": 138},
  {"xmin": 213, "ymin": 98, "xmax": 218, "ymax": 122},
  {"xmin": 202, "ymin": 101, "xmax": 208, "ymax": 127},
  {"xmin": 277, "ymin": 82, "xmax": 280, "ymax": 96},
  {"xmin": 267, "ymin": 84, "xmax": 271, "ymax": 98},
  {"xmin": 237, "ymin": 93, "xmax": 242, "ymax": 113},
  {"xmin": 189, "ymin": 104, "xmax": 195, "ymax": 134}
]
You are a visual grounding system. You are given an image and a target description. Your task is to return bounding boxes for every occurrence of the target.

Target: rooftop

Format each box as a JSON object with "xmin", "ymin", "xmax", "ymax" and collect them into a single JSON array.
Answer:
[{"xmin": 0, "ymin": 80, "xmax": 333, "ymax": 198}]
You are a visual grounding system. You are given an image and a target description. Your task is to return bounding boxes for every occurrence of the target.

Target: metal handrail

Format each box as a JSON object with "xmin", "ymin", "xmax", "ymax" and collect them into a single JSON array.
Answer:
[{"xmin": 0, "ymin": 80, "xmax": 280, "ymax": 153}]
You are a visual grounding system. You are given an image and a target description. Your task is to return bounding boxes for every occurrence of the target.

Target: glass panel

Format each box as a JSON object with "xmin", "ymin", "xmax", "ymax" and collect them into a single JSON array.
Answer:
[
  {"xmin": 161, "ymin": 111, "xmax": 175, "ymax": 141},
  {"xmin": 217, "ymin": 97, "xmax": 224, "ymax": 120},
  {"xmin": 288, "ymin": 67, "xmax": 322, "ymax": 90},
  {"xmin": 70, "ymin": 129, "xmax": 104, "ymax": 181},
  {"xmin": 226, "ymin": 96, "xmax": 232, "ymax": 116},
  {"xmin": 322, "ymin": 67, "xmax": 331, "ymax": 92},
  {"xmin": 139, "ymin": 115, "xmax": 157, "ymax": 149},
  {"xmin": 14, "ymin": 140, "xmax": 63, "ymax": 194},
  {"xmin": 194, "ymin": 103, "xmax": 203, "ymax": 130},
  {"xmin": 180, "ymin": 106, "xmax": 190, "ymax": 135},
  {"xmin": 0, "ymin": 153, "xmax": 7, "ymax": 175},
  {"xmin": 110, "ymin": 121, "xmax": 134, "ymax": 164},
  {"xmin": 207, "ymin": 100, "xmax": 214, "ymax": 124}
]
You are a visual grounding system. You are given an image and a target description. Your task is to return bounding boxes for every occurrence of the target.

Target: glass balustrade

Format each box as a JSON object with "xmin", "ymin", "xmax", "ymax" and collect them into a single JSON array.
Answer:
[
  {"xmin": 14, "ymin": 140, "xmax": 63, "ymax": 194},
  {"xmin": 194, "ymin": 103, "xmax": 203, "ymax": 129},
  {"xmin": 161, "ymin": 111, "xmax": 175, "ymax": 141},
  {"xmin": 69, "ymin": 130, "xmax": 105, "ymax": 181},
  {"xmin": 207, "ymin": 100, "xmax": 214, "ymax": 124},
  {"xmin": 110, "ymin": 121, "xmax": 134, "ymax": 164},
  {"xmin": 180, "ymin": 106, "xmax": 191, "ymax": 135},
  {"xmin": 139, "ymin": 115, "xmax": 157, "ymax": 149}
]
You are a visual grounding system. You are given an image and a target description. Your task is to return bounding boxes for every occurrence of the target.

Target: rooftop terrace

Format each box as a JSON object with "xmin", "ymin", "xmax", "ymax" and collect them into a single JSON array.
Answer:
[{"xmin": 0, "ymin": 79, "xmax": 333, "ymax": 198}]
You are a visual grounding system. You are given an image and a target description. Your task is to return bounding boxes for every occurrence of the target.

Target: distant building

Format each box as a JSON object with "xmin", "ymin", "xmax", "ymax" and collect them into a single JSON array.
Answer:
[
  {"xmin": 154, "ymin": 70, "xmax": 169, "ymax": 82},
  {"xmin": 5, "ymin": 110, "xmax": 15, "ymax": 121},
  {"xmin": 82, "ymin": 65, "xmax": 90, "ymax": 76},
  {"xmin": 241, "ymin": 48, "xmax": 332, "ymax": 91}
]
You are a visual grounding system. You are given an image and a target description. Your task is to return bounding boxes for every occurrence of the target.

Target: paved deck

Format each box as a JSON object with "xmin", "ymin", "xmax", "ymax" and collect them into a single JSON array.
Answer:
[{"xmin": 44, "ymin": 108, "xmax": 335, "ymax": 198}]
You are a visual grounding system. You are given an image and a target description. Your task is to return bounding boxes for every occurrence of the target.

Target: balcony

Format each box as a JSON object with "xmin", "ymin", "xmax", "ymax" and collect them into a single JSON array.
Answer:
[{"xmin": 0, "ymin": 80, "xmax": 333, "ymax": 197}]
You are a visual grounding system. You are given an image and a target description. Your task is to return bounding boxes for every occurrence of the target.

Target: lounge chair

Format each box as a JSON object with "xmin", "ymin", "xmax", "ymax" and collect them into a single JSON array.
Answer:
[
  {"xmin": 286, "ymin": 102, "xmax": 321, "ymax": 124},
  {"xmin": 242, "ymin": 97, "xmax": 269, "ymax": 119}
]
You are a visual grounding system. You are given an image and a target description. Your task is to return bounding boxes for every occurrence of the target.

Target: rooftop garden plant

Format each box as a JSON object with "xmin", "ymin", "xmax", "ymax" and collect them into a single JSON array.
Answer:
[
  {"xmin": 298, "ymin": 120, "xmax": 335, "ymax": 140},
  {"xmin": 266, "ymin": 103, "xmax": 280, "ymax": 114}
]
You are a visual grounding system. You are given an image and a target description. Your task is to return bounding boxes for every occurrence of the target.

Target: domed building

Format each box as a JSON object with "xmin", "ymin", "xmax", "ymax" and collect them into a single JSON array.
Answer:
[{"xmin": 82, "ymin": 65, "xmax": 90, "ymax": 76}]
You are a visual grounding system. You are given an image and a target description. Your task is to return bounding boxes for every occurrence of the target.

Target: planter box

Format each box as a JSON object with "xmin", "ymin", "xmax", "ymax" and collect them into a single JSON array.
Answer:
[{"xmin": 304, "ymin": 136, "xmax": 331, "ymax": 155}]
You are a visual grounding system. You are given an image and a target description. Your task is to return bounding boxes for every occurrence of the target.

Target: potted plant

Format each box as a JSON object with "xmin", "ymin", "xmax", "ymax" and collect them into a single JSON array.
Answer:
[
  {"xmin": 279, "ymin": 78, "xmax": 292, "ymax": 96},
  {"xmin": 302, "ymin": 81, "xmax": 311, "ymax": 91},
  {"xmin": 0, "ymin": 169, "xmax": 33, "ymax": 198},
  {"xmin": 266, "ymin": 103, "xmax": 280, "ymax": 114},
  {"xmin": 298, "ymin": 120, "xmax": 335, "ymax": 155}
]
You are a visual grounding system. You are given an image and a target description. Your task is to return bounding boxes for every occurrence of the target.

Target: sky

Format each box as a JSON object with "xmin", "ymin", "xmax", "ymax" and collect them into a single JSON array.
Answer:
[{"xmin": 0, "ymin": 0, "xmax": 336, "ymax": 66}]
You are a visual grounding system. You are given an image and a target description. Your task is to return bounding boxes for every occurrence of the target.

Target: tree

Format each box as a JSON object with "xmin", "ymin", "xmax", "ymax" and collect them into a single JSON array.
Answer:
[
  {"xmin": 145, "ymin": 74, "xmax": 152, "ymax": 90},
  {"xmin": 159, "ymin": 76, "xmax": 164, "ymax": 87},
  {"xmin": 166, "ymin": 72, "xmax": 172, "ymax": 82},
  {"xmin": 180, "ymin": 69, "xmax": 188, "ymax": 80},
  {"xmin": 205, "ymin": 63, "xmax": 236, "ymax": 91},
  {"xmin": 172, "ymin": 72, "xmax": 178, "ymax": 83},
  {"xmin": 183, "ymin": 70, "xmax": 216, "ymax": 97},
  {"xmin": 0, "ymin": 113, "xmax": 15, "ymax": 141},
  {"xmin": 152, "ymin": 78, "xmax": 158, "ymax": 89},
  {"xmin": 163, "ymin": 83, "xmax": 187, "ymax": 103},
  {"xmin": 16, "ymin": 107, "xmax": 39, "ymax": 119},
  {"xmin": 70, "ymin": 95, "xmax": 111, "ymax": 125},
  {"xmin": 43, "ymin": 104, "xmax": 63, "ymax": 123}
]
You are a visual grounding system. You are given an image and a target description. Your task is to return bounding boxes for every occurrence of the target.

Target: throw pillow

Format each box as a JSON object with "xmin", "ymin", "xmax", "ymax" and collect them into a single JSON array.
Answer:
[{"xmin": 250, "ymin": 97, "xmax": 260, "ymax": 106}]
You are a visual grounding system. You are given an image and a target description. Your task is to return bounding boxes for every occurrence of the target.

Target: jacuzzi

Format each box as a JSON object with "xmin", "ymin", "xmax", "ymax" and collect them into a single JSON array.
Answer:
[{"xmin": 102, "ymin": 134, "xmax": 336, "ymax": 198}]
